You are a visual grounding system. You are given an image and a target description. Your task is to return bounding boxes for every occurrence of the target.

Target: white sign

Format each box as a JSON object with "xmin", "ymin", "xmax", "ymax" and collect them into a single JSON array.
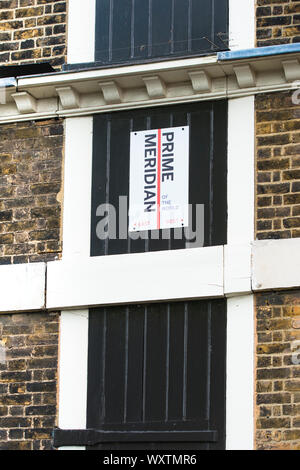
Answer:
[{"xmin": 129, "ymin": 126, "xmax": 189, "ymax": 232}]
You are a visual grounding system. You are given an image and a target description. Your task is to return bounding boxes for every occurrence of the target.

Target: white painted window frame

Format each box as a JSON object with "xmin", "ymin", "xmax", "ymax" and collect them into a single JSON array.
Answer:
[
  {"xmin": 58, "ymin": 0, "xmax": 256, "ymax": 451},
  {"xmin": 67, "ymin": 0, "xmax": 96, "ymax": 64}
]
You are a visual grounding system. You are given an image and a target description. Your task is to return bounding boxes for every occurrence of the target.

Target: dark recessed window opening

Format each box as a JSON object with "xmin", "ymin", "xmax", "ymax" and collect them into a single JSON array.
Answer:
[{"xmin": 95, "ymin": 0, "xmax": 229, "ymax": 66}]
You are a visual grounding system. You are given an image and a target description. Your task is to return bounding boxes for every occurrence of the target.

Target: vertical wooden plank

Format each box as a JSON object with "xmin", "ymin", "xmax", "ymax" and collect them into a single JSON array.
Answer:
[
  {"xmin": 173, "ymin": 0, "xmax": 189, "ymax": 54},
  {"xmin": 133, "ymin": 0, "xmax": 150, "ymax": 59},
  {"xmin": 167, "ymin": 302, "xmax": 185, "ymax": 421},
  {"xmin": 106, "ymin": 115, "xmax": 130, "ymax": 255},
  {"xmin": 90, "ymin": 115, "xmax": 108, "ymax": 257},
  {"xmin": 209, "ymin": 299, "xmax": 227, "ymax": 450},
  {"xmin": 95, "ymin": 0, "xmax": 111, "ymax": 62},
  {"xmin": 125, "ymin": 304, "xmax": 145, "ymax": 422},
  {"xmin": 144, "ymin": 303, "xmax": 168, "ymax": 422},
  {"xmin": 151, "ymin": 0, "xmax": 172, "ymax": 57},
  {"xmin": 191, "ymin": 0, "xmax": 213, "ymax": 53},
  {"xmin": 104, "ymin": 306, "xmax": 126, "ymax": 423},
  {"xmin": 213, "ymin": 0, "xmax": 229, "ymax": 50},
  {"xmin": 188, "ymin": 107, "xmax": 211, "ymax": 248},
  {"xmin": 111, "ymin": 0, "xmax": 132, "ymax": 62},
  {"xmin": 86, "ymin": 308, "xmax": 106, "ymax": 428},
  {"xmin": 211, "ymin": 100, "xmax": 228, "ymax": 246},
  {"xmin": 186, "ymin": 301, "xmax": 209, "ymax": 423}
]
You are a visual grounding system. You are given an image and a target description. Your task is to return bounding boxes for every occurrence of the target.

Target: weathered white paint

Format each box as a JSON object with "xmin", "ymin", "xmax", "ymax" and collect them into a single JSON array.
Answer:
[
  {"xmin": 46, "ymin": 246, "xmax": 224, "ymax": 310},
  {"xmin": 226, "ymin": 295, "xmax": 254, "ymax": 450},
  {"xmin": 229, "ymin": 0, "xmax": 255, "ymax": 50},
  {"xmin": 58, "ymin": 310, "xmax": 89, "ymax": 450},
  {"xmin": 252, "ymin": 238, "xmax": 300, "ymax": 291},
  {"xmin": 0, "ymin": 51, "xmax": 299, "ymax": 124},
  {"xmin": 224, "ymin": 244, "xmax": 252, "ymax": 296},
  {"xmin": 227, "ymin": 96, "xmax": 255, "ymax": 244},
  {"xmin": 0, "ymin": 263, "xmax": 45, "ymax": 313},
  {"xmin": 67, "ymin": 0, "xmax": 96, "ymax": 64},
  {"xmin": 62, "ymin": 117, "xmax": 93, "ymax": 259}
]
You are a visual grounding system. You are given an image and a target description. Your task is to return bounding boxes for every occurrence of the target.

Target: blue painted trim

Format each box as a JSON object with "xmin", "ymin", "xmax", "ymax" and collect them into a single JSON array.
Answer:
[
  {"xmin": 0, "ymin": 77, "xmax": 16, "ymax": 88},
  {"xmin": 218, "ymin": 43, "xmax": 300, "ymax": 61}
]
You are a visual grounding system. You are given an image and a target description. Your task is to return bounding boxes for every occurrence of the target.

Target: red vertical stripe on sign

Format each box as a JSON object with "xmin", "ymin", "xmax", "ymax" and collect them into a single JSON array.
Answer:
[{"xmin": 157, "ymin": 129, "xmax": 161, "ymax": 230}]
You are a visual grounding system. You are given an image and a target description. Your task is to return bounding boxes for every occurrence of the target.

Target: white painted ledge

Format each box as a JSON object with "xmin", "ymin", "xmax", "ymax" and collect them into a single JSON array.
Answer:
[
  {"xmin": 0, "ymin": 238, "xmax": 300, "ymax": 314},
  {"xmin": 0, "ymin": 263, "xmax": 45, "ymax": 313},
  {"xmin": 46, "ymin": 246, "xmax": 224, "ymax": 310},
  {"xmin": 252, "ymin": 238, "xmax": 300, "ymax": 291},
  {"xmin": 224, "ymin": 244, "xmax": 252, "ymax": 296}
]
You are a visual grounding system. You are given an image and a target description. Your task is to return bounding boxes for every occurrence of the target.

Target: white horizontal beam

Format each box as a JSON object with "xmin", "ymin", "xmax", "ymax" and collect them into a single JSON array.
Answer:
[
  {"xmin": 46, "ymin": 247, "xmax": 224, "ymax": 310},
  {"xmin": 0, "ymin": 238, "xmax": 299, "ymax": 314},
  {"xmin": 0, "ymin": 263, "xmax": 45, "ymax": 313}
]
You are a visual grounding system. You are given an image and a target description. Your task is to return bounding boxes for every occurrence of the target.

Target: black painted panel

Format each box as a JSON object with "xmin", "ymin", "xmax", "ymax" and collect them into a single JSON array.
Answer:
[
  {"xmin": 87, "ymin": 299, "xmax": 226, "ymax": 450},
  {"xmin": 95, "ymin": 0, "xmax": 229, "ymax": 65},
  {"xmin": 91, "ymin": 101, "xmax": 227, "ymax": 257}
]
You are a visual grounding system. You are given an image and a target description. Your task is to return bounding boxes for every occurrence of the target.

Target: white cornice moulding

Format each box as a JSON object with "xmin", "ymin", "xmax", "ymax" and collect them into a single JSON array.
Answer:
[
  {"xmin": 1, "ymin": 51, "xmax": 300, "ymax": 123},
  {"xmin": 282, "ymin": 59, "xmax": 300, "ymax": 82},
  {"xmin": 11, "ymin": 91, "xmax": 37, "ymax": 114},
  {"xmin": 142, "ymin": 75, "xmax": 167, "ymax": 98},
  {"xmin": 99, "ymin": 81, "xmax": 123, "ymax": 104},
  {"xmin": 233, "ymin": 65, "xmax": 256, "ymax": 88},
  {"xmin": 56, "ymin": 86, "xmax": 80, "ymax": 109},
  {"xmin": 188, "ymin": 70, "xmax": 212, "ymax": 92}
]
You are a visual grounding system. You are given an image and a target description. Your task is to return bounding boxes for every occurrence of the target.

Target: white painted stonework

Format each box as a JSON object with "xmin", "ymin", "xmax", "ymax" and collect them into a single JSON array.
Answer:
[
  {"xmin": 227, "ymin": 96, "xmax": 255, "ymax": 245},
  {"xmin": 0, "ymin": 263, "xmax": 45, "ymax": 313},
  {"xmin": 46, "ymin": 246, "xmax": 224, "ymax": 310},
  {"xmin": 58, "ymin": 310, "xmax": 89, "ymax": 451},
  {"xmin": 252, "ymin": 238, "xmax": 300, "ymax": 291},
  {"xmin": 229, "ymin": 0, "xmax": 255, "ymax": 50},
  {"xmin": 226, "ymin": 295, "xmax": 254, "ymax": 450},
  {"xmin": 1, "ymin": 52, "xmax": 300, "ymax": 124}
]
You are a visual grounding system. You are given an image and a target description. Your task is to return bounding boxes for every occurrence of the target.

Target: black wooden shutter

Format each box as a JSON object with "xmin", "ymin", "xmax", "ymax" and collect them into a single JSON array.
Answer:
[
  {"xmin": 85, "ymin": 299, "xmax": 226, "ymax": 450},
  {"xmin": 95, "ymin": 0, "xmax": 229, "ymax": 66},
  {"xmin": 90, "ymin": 100, "xmax": 227, "ymax": 257}
]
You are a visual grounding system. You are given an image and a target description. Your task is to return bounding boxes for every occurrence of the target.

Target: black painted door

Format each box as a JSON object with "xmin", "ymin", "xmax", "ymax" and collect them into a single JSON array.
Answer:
[
  {"xmin": 86, "ymin": 299, "xmax": 226, "ymax": 450},
  {"xmin": 95, "ymin": 0, "xmax": 229, "ymax": 66},
  {"xmin": 91, "ymin": 100, "xmax": 227, "ymax": 257}
]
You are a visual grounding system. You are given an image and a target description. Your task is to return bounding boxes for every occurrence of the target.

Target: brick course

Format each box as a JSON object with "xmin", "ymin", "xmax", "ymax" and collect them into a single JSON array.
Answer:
[
  {"xmin": 256, "ymin": 91, "xmax": 300, "ymax": 240},
  {"xmin": 0, "ymin": 0, "xmax": 67, "ymax": 68},
  {"xmin": 256, "ymin": 0, "xmax": 300, "ymax": 47},
  {"xmin": 256, "ymin": 291, "xmax": 300, "ymax": 450},
  {"xmin": 0, "ymin": 312, "xmax": 59, "ymax": 450},
  {"xmin": 0, "ymin": 119, "xmax": 63, "ymax": 264}
]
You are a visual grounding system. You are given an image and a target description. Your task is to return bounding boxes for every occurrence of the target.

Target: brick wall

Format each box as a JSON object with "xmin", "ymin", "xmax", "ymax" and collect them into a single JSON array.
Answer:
[
  {"xmin": 256, "ymin": 91, "xmax": 300, "ymax": 240},
  {"xmin": 256, "ymin": 291, "xmax": 300, "ymax": 450},
  {"xmin": 0, "ymin": 119, "xmax": 63, "ymax": 449},
  {"xmin": 256, "ymin": 0, "xmax": 300, "ymax": 47},
  {"xmin": 0, "ymin": 0, "xmax": 67, "ymax": 68},
  {"xmin": 0, "ymin": 312, "xmax": 59, "ymax": 450},
  {"xmin": 0, "ymin": 119, "xmax": 63, "ymax": 265}
]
